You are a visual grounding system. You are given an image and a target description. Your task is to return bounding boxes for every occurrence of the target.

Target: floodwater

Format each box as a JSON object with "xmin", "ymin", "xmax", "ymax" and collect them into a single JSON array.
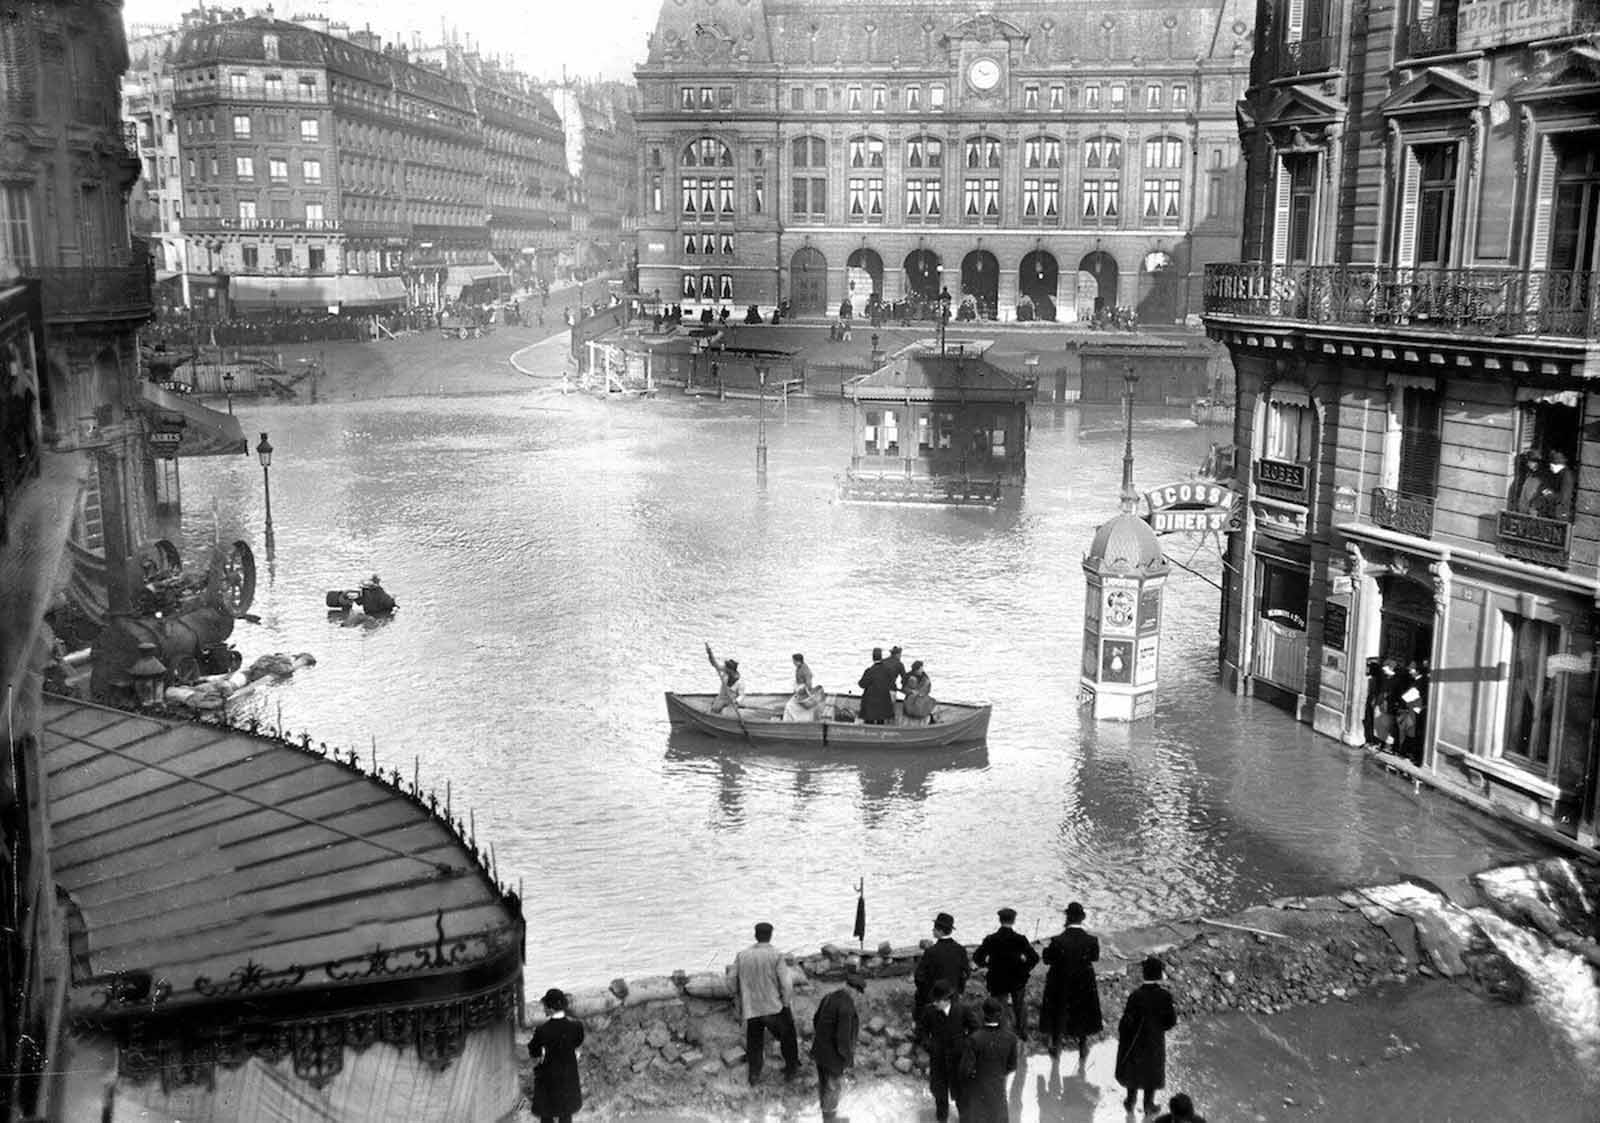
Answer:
[{"xmin": 175, "ymin": 358, "xmax": 1550, "ymax": 995}]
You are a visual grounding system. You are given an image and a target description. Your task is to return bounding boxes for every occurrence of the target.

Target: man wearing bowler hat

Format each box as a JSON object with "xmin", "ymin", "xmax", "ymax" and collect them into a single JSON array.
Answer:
[
  {"xmin": 974, "ymin": 907, "xmax": 1040, "ymax": 1039},
  {"xmin": 914, "ymin": 911, "xmax": 971, "ymax": 1010},
  {"xmin": 733, "ymin": 921, "xmax": 801, "ymax": 1085}
]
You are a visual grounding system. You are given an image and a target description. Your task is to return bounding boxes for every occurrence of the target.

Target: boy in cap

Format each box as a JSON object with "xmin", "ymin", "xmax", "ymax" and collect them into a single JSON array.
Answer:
[
  {"xmin": 959, "ymin": 996, "xmax": 1019, "ymax": 1122},
  {"xmin": 974, "ymin": 907, "xmax": 1040, "ymax": 1039},
  {"xmin": 812, "ymin": 968, "xmax": 866, "ymax": 1121},
  {"xmin": 913, "ymin": 911, "xmax": 970, "ymax": 1009}
]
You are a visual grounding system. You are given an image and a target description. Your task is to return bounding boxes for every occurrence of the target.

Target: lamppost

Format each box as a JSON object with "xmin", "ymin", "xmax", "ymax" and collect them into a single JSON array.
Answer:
[
  {"xmin": 1120, "ymin": 363, "xmax": 1140, "ymax": 512},
  {"xmin": 756, "ymin": 363, "xmax": 769, "ymax": 485},
  {"xmin": 256, "ymin": 431, "xmax": 275, "ymax": 558},
  {"xmin": 938, "ymin": 287, "xmax": 952, "ymax": 357},
  {"xmin": 222, "ymin": 370, "xmax": 235, "ymax": 415}
]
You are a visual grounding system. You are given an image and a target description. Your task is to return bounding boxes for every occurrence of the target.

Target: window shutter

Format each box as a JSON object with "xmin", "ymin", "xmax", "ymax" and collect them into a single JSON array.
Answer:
[
  {"xmin": 1527, "ymin": 138, "xmax": 1559, "ymax": 272},
  {"xmin": 1286, "ymin": 0, "xmax": 1306, "ymax": 41},
  {"xmin": 1395, "ymin": 147, "xmax": 1422, "ymax": 268},
  {"xmin": 1271, "ymin": 156, "xmax": 1293, "ymax": 266}
]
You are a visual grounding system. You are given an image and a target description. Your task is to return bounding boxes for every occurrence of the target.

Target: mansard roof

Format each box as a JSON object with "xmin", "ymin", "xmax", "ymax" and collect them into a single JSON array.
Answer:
[
  {"xmin": 645, "ymin": 0, "xmax": 1254, "ymax": 70},
  {"xmin": 174, "ymin": 17, "xmax": 330, "ymax": 67}
]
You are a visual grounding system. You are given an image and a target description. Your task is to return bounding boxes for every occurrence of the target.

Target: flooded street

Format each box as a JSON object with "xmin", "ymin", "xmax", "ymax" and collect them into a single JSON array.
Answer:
[{"xmin": 174, "ymin": 341, "xmax": 1550, "ymax": 994}]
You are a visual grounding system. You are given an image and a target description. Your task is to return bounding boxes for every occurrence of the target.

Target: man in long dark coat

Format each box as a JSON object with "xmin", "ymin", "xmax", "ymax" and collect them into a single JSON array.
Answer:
[
  {"xmin": 811, "ymin": 968, "xmax": 864, "ymax": 1122},
  {"xmin": 1039, "ymin": 901, "xmax": 1104, "ymax": 1066},
  {"xmin": 959, "ymin": 997, "xmax": 1019, "ymax": 1123},
  {"xmin": 916, "ymin": 979, "xmax": 974, "ymax": 1123},
  {"xmin": 857, "ymin": 647, "xmax": 895, "ymax": 724},
  {"xmin": 1115, "ymin": 956, "xmax": 1178, "ymax": 1115},
  {"xmin": 914, "ymin": 912, "xmax": 970, "ymax": 1009},
  {"xmin": 974, "ymin": 907, "xmax": 1040, "ymax": 1039}
]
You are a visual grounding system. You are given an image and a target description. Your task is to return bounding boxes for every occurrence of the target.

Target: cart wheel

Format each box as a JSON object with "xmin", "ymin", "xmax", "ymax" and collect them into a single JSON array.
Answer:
[{"xmin": 217, "ymin": 539, "xmax": 257, "ymax": 617}]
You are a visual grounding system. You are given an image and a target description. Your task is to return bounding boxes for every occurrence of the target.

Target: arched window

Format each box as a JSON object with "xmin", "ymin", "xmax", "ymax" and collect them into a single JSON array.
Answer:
[
  {"xmin": 1084, "ymin": 136, "xmax": 1123, "ymax": 170},
  {"xmin": 791, "ymin": 136, "xmax": 826, "ymax": 168},
  {"xmin": 1143, "ymin": 135, "xmax": 1185, "ymax": 170},
  {"xmin": 962, "ymin": 135, "xmax": 1002, "ymax": 224},
  {"xmin": 1021, "ymin": 135, "xmax": 1063, "ymax": 225},
  {"xmin": 681, "ymin": 137, "xmax": 734, "ymax": 168},
  {"xmin": 792, "ymin": 136, "xmax": 827, "ymax": 221},
  {"xmin": 905, "ymin": 135, "xmax": 944, "ymax": 169},
  {"xmin": 963, "ymin": 135, "xmax": 1002, "ymax": 170},
  {"xmin": 847, "ymin": 135, "xmax": 885, "ymax": 169},
  {"xmin": 1082, "ymin": 136, "xmax": 1123, "ymax": 224},
  {"xmin": 1023, "ymin": 135, "xmax": 1062, "ymax": 171}
]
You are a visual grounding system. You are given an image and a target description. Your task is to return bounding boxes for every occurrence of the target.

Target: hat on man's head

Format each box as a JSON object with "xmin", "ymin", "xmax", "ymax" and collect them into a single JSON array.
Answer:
[
  {"xmin": 997, "ymin": 907, "xmax": 1017, "ymax": 924},
  {"xmin": 980, "ymin": 997, "xmax": 1004, "ymax": 1024},
  {"xmin": 1065, "ymin": 901, "xmax": 1086, "ymax": 924},
  {"xmin": 540, "ymin": 987, "xmax": 568, "ymax": 1011},
  {"xmin": 929, "ymin": 979, "xmax": 954, "ymax": 1001},
  {"xmin": 891, "ymin": 645, "xmax": 902, "ymax": 655},
  {"xmin": 872, "ymin": 646, "xmax": 884, "ymax": 660},
  {"xmin": 934, "ymin": 912, "xmax": 955, "ymax": 932},
  {"xmin": 1550, "ymin": 449, "xmax": 1570, "ymax": 466},
  {"xmin": 844, "ymin": 968, "xmax": 867, "ymax": 992}
]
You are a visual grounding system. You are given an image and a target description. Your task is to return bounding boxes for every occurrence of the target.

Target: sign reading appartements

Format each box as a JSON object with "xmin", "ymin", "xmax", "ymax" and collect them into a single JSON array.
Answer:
[{"xmin": 1458, "ymin": 0, "xmax": 1585, "ymax": 51}]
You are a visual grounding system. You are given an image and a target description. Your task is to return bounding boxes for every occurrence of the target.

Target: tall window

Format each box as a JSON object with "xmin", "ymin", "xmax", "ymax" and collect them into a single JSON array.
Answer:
[
  {"xmin": 302, "ymin": 158, "xmax": 321, "ymax": 184},
  {"xmin": 305, "ymin": 202, "xmax": 323, "ymax": 224},
  {"xmin": 237, "ymin": 199, "xmax": 257, "ymax": 220},
  {"xmin": 1550, "ymin": 141, "xmax": 1600, "ymax": 278},
  {"xmin": 1397, "ymin": 388, "xmax": 1442, "ymax": 499},
  {"xmin": 1145, "ymin": 84, "xmax": 1162, "ymax": 109},
  {"xmin": 229, "ymin": 72, "xmax": 247, "ymax": 95},
  {"xmin": 928, "ymin": 84, "xmax": 946, "ymax": 110},
  {"xmin": 906, "ymin": 85, "xmax": 922, "ymax": 111},
  {"xmin": 790, "ymin": 86, "xmax": 805, "ymax": 110},
  {"xmin": 649, "ymin": 173, "xmax": 662, "ymax": 212},
  {"xmin": 752, "ymin": 174, "xmax": 764, "ymax": 215},
  {"xmin": 1266, "ymin": 399, "xmax": 1314, "ymax": 462},
  {"xmin": 1274, "ymin": 154, "xmax": 1319, "ymax": 265},
  {"xmin": 1024, "ymin": 84, "xmax": 1040, "ymax": 110},
  {"xmin": 235, "ymin": 156, "xmax": 254, "ymax": 180},
  {"xmin": 849, "ymin": 136, "xmax": 885, "ymax": 169},
  {"xmin": 847, "ymin": 85, "xmax": 863, "ymax": 111},
  {"xmin": 1510, "ymin": 399, "xmax": 1581, "ymax": 519},
  {"xmin": 1084, "ymin": 84, "xmax": 1101, "ymax": 110},
  {"xmin": 791, "ymin": 136, "xmax": 827, "ymax": 220},
  {"xmin": 1082, "ymin": 180, "xmax": 1120, "ymax": 220},
  {"xmin": 0, "ymin": 186, "xmax": 35, "ymax": 270},
  {"xmin": 232, "ymin": 113, "xmax": 251, "ymax": 137},
  {"xmin": 264, "ymin": 74, "xmax": 282, "ymax": 98},
  {"xmin": 268, "ymin": 157, "xmax": 288, "ymax": 182},
  {"xmin": 871, "ymin": 85, "xmax": 886, "ymax": 111},
  {"xmin": 1083, "ymin": 136, "xmax": 1122, "ymax": 222},
  {"xmin": 905, "ymin": 178, "xmax": 941, "ymax": 221},
  {"xmin": 300, "ymin": 118, "xmax": 318, "ymax": 142},
  {"xmin": 1503, "ymin": 614, "xmax": 1560, "ymax": 768}
]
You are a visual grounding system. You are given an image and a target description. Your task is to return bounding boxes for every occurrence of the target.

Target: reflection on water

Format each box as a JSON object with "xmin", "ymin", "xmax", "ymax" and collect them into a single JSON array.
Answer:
[{"xmin": 173, "ymin": 389, "xmax": 1551, "ymax": 988}]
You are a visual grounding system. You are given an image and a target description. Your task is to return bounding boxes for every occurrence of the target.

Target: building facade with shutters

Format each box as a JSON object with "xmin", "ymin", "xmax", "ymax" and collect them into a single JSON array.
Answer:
[
  {"xmin": 169, "ymin": 16, "xmax": 497, "ymax": 310},
  {"xmin": 634, "ymin": 0, "xmax": 1253, "ymax": 322},
  {"xmin": 1203, "ymin": 0, "xmax": 1600, "ymax": 843}
]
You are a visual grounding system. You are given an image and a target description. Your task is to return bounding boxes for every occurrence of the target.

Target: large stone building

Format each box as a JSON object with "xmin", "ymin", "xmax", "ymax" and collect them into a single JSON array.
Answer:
[
  {"xmin": 547, "ymin": 80, "xmax": 641, "ymax": 277},
  {"xmin": 123, "ymin": 26, "xmax": 189, "ymax": 288},
  {"xmin": 1203, "ymin": 0, "xmax": 1600, "ymax": 843},
  {"xmin": 634, "ymin": 0, "xmax": 1252, "ymax": 321}
]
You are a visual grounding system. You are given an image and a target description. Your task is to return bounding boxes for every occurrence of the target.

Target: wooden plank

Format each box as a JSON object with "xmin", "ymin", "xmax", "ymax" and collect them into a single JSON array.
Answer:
[
  {"xmin": 58, "ymin": 790, "xmax": 437, "ymax": 885},
  {"xmin": 52, "ymin": 752, "xmax": 336, "ymax": 855},
  {"xmin": 86, "ymin": 836, "xmax": 461, "ymax": 947},
  {"xmin": 101, "ymin": 882, "xmax": 507, "ymax": 974}
]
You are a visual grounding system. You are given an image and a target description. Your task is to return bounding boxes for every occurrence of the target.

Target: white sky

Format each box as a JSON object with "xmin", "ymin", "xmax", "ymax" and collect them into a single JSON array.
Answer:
[{"xmin": 122, "ymin": 0, "xmax": 661, "ymax": 81}]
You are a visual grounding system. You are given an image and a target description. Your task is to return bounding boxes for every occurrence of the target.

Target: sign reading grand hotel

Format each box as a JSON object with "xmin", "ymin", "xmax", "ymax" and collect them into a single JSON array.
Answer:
[
  {"xmin": 1144, "ymin": 481, "xmax": 1243, "ymax": 534},
  {"xmin": 1458, "ymin": 0, "xmax": 1586, "ymax": 50}
]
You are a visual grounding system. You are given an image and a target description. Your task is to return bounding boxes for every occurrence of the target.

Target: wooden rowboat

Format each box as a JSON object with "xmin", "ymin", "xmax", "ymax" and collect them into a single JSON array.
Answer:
[{"xmin": 664, "ymin": 692, "xmax": 992, "ymax": 748}]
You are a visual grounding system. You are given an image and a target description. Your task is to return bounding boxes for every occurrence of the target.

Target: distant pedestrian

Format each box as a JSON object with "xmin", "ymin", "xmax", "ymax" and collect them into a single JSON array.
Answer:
[
  {"xmin": 914, "ymin": 911, "xmax": 970, "ymax": 1008},
  {"xmin": 811, "ymin": 967, "xmax": 865, "ymax": 1121},
  {"xmin": 1115, "ymin": 956, "xmax": 1178, "ymax": 1115},
  {"xmin": 732, "ymin": 921, "xmax": 800, "ymax": 1085},
  {"xmin": 973, "ymin": 907, "xmax": 1039, "ymax": 1039},
  {"xmin": 527, "ymin": 987, "xmax": 584, "ymax": 1123},
  {"xmin": 1039, "ymin": 901, "xmax": 1103, "ymax": 1066},
  {"xmin": 959, "ymin": 996, "xmax": 1018, "ymax": 1123},
  {"xmin": 916, "ymin": 979, "xmax": 972, "ymax": 1123},
  {"xmin": 1152, "ymin": 1092, "xmax": 1207, "ymax": 1123}
]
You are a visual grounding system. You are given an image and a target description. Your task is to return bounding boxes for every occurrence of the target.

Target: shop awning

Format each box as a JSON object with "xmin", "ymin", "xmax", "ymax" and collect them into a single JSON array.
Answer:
[
  {"xmin": 336, "ymin": 275, "xmax": 407, "ymax": 308},
  {"xmin": 229, "ymin": 275, "xmax": 339, "ymax": 311},
  {"xmin": 138, "ymin": 380, "xmax": 248, "ymax": 457}
]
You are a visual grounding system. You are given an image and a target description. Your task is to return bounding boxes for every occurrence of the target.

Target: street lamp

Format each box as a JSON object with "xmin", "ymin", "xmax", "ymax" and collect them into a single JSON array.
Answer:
[
  {"xmin": 256, "ymin": 431, "xmax": 275, "ymax": 557},
  {"xmin": 937, "ymin": 287, "xmax": 952, "ymax": 357},
  {"xmin": 222, "ymin": 370, "xmax": 235, "ymax": 415},
  {"xmin": 756, "ymin": 364, "xmax": 769, "ymax": 484},
  {"xmin": 1120, "ymin": 363, "xmax": 1141, "ymax": 513}
]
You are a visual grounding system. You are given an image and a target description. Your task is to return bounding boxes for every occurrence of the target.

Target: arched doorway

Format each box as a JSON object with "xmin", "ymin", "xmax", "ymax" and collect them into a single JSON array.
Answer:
[
  {"xmin": 1138, "ymin": 250, "xmax": 1181, "ymax": 325},
  {"xmin": 961, "ymin": 250, "xmax": 999, "ymax": 319},
  {"xmin": 1077, "ymin": 251, "xmax": 1120, "ymax": 319},
  {"xmin": 903, "ymin": 249, "xmax": 942, "ymax": 301},
  {"xmin": 1018, "ymin": 250, "xmax": 1059, "ymax": 320},
  {"xmin": 846, "ymin": 248, "xmax": 884, "ymax": 308},
  {"xmin": 790, "ymin": 246, "xmax": 827, "ymax": 316}
]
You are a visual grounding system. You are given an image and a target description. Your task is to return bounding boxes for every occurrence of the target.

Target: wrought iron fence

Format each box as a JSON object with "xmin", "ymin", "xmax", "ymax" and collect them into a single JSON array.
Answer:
[
  {"xmin": 30, "ymin": 267, "xmax": 153, "ymax": 322},
  {"xmin": 1203, "ymin": 263, "xmax": 1600, "ymax": 339},
  {"xmin": 1406, "ymin": 16, "xmax": 1458, "ymax": 56},
  {"xmin": 1373, "ymin": 487, "xmax": 1435, "ymax": 538}
]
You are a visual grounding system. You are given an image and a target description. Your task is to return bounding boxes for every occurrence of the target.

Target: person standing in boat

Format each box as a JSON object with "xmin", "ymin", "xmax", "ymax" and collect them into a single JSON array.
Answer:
[
  {"xmin": 903, "ymin": 660, "xmax": 935, "ymax": 723},
  {"xmin": 858, "ymin": 647, "xmax": 895, "ymax": 725},
  {"xmin": 705, "ymin": 642, "xmax": 743, "ymax": 716},
  {"xmin": 783, "ymin": 652, "xmax": 824, "ymax": 722}
]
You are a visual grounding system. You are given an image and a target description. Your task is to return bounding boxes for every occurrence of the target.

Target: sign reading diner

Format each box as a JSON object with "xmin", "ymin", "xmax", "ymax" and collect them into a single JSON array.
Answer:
[
  {"xmin": 1457, "ymin": 0, "xmax": 1582, "ymax": 51},
  {"xmin": 1143, "ymin": 480, "xmax": 1243, "ymax": 535}
]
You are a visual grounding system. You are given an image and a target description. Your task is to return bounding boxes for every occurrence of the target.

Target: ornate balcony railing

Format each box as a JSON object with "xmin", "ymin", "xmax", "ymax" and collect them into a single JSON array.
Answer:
[
  {"xmin": 1203, "ymin": 262, "xmax": 1600, "ymax": 340},
  {"xmin": 1254, "ymin": 457, "xmax": 1310, "ymax": 503},
  {"xmin": 1406, "ymin": 16, "xmax": 1458, "ymax": 57},
  {"xmin": 27, "ymin": 267, "xmax": 153, "ymax": 324},
  {"xmin": 1373, "ymin": 487, "xmax": 1435, "ymax": 538},
  {"xmin": 1279, "ymin": 34, "xmax": 1339, "ymax": 74},
  {"xmin": 1497, "ymin": 510, "xmax": 1572, "ymax": 569}
]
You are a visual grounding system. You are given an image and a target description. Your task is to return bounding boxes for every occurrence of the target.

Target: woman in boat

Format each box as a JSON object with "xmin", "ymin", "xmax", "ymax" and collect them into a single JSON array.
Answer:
[
  {"xmin": 902, "ymin": 660, "xmax": 935, "ymax": 723},
  {"xmin": 783, "ymin": 652, "xmax": 822, "ymax": 721},
  {"xmin": 705, "ymin": 642, "xmax": 743, "ymax": 715}
]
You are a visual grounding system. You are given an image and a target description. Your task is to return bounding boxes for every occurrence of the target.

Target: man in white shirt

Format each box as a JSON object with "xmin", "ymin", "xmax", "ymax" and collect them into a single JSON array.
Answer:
[{"xmin": 732, "ymin": 921, "xmax": 799, "ymax": 1085}]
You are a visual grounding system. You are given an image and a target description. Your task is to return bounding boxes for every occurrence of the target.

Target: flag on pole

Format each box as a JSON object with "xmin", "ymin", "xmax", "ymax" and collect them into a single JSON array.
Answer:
[{"xmin": 853, "ymin": 878, "xmax": 866, "ymax": 948}]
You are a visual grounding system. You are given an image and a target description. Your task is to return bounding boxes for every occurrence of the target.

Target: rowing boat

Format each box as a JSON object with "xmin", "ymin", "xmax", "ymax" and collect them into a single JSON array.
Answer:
[{"xmin": 663, "ymin": 692, "xmax": 992, "ymax": 748}]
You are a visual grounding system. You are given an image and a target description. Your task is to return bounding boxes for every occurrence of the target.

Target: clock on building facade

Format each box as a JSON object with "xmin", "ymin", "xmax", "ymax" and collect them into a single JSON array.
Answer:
[{"xmin": 966, "ymin": 56, "xmax": 1002, "ymax": 91}]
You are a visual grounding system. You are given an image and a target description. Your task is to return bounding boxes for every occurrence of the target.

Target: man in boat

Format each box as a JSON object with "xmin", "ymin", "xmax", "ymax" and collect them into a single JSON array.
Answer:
[
  {"xmin": 358, "ymin": 574, "xmax": 396, "ymax": 616},
  {"xmin": 882, "ymin": 645, "xmax": 908, "ymax": 716},
  {"xmin": 857, "ymin": 648, "xmax": 895, "ymax": 725},
  {"xmin": 705, "ymin": 642, "xmax": 743, "ymax": 715}
]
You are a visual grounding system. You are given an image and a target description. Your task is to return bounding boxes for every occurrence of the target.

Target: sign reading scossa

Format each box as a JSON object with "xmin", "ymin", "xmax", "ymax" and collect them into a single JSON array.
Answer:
[
  {"xmin": 1143, "ymin": 480, "xmax": 1243, "ymax": 534},
  {"xmin": 1457, "ymin": 0, "xmax": 1584, "ymax": 50}
]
